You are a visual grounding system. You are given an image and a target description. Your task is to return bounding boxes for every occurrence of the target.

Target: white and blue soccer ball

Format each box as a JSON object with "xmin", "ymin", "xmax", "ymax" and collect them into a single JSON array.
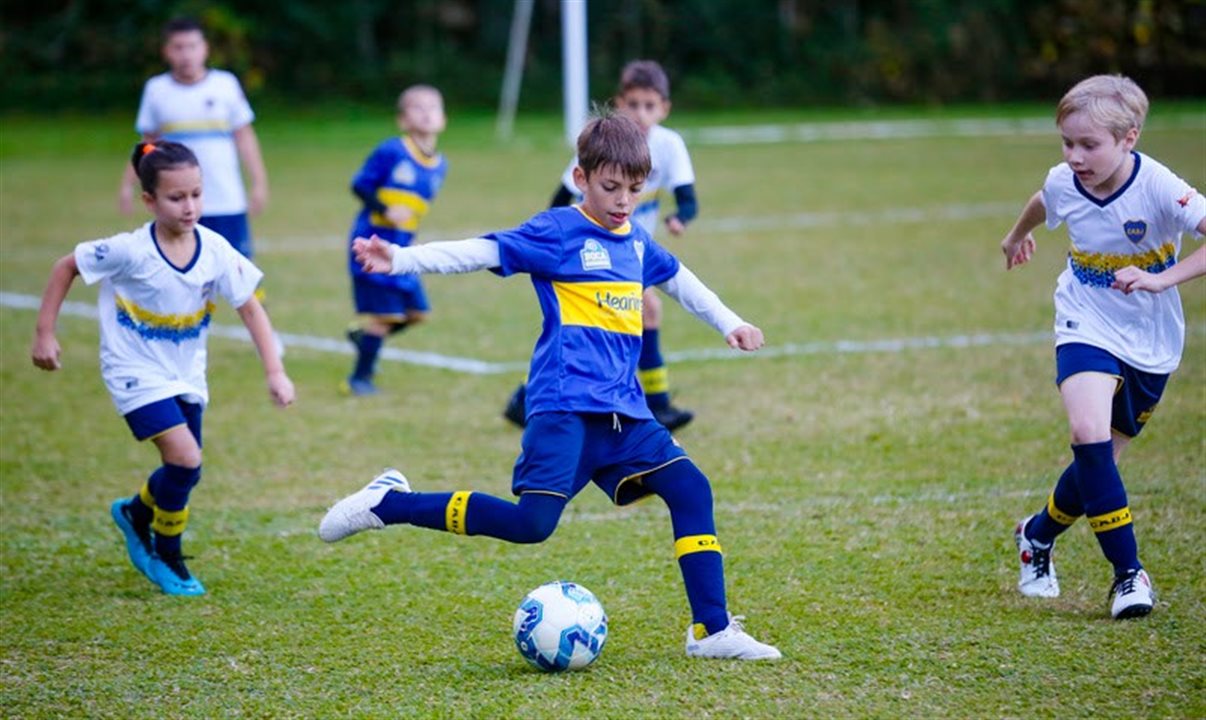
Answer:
[{"xmin": 513, "ymin": 581, "xmax": 608, "ymax": 672}]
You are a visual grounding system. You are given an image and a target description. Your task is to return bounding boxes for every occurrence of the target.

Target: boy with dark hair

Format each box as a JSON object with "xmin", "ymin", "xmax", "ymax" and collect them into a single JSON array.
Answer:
[{"xmin": 320, "ymin": 112, "xmax": 780, "ymax": 660}]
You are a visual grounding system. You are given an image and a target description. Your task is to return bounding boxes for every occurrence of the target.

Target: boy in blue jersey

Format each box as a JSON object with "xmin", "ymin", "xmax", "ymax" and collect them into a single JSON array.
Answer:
[
  {"xmin": 504, "ymin": 60, "xmax": 699, "ymax": 431},
  {"xmin": 342, "ymin": 85, "xmax": 449, "ymax": 395},
  {"xmin": 320, "ymin": 113, "xmax": 781, "ymax": 660}
]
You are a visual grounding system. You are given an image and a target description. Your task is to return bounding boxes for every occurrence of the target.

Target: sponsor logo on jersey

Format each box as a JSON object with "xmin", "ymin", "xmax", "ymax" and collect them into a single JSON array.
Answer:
[
  {"xmin": 1123, "ymin": 220, "xmax": 1147, "ymax": 244},
  {"xmin": 392, "ymin": 160, "xmax": 416, "ymax": 186},
  {"xmin": 595, "ymin": 289, "xmax": 642, "ymax": 313},
  {"xmin": 580, "ymin": 239, "xmax": 612, "ymax": 271},
  {"xmin": 93, "ymin": 242, "xmax": 109, "ymax": 262},
  {"xmin": 1177, "ymin": 189, "xmax": 1198, "ymax": 207}
]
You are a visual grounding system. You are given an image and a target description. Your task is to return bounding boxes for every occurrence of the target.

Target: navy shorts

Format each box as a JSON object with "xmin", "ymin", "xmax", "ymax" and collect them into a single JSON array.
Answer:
[
  {"xmin": 199, "ymin": 214, "xmax": 253, "ymax": 259},
  {"xmin": 351, "ymin": 273, "xmax": 430, "ymax": 318},
  {"xmin": 124, "ymin": 396, "xmax": 204, "ymax": 444},
  {"xmin": 512, "ymin": 412, "xmax": 688, "ymax": 506},
  {"xmin": 1056, "ymin": 343, "xmax": 1169, "ymax": 438}
]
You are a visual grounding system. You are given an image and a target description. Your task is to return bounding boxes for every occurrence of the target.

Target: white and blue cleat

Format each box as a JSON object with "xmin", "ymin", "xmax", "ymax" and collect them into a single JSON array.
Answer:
[{"xmin": 319, "ymin": 468, "xmax": 411, "ymax": 542}]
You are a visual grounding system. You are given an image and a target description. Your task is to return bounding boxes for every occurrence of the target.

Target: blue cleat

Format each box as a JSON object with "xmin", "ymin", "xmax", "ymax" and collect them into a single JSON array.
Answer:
[
  {"xmin": 340, "ymin": 376, "xmax": 379, "ymax": 397},
  {"xmin": 110, "ymin": 498, "xmax": 152, "ymax": 579},
  {"xmin": 147, "ymin": 554, "xmax": 207, "ymax": 596}
]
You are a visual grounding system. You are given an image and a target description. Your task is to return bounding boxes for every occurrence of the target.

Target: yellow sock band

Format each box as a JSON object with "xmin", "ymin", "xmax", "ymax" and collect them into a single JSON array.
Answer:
[
  {"xmin": 674, "ymin": 534, "xmax": 721, "ymax": 559},
  {"xmin": 139, "ymin": 482, "xmax": 156, "ymax": 509},
  {"xmin": 1088, "ymin": 506, "xmax": 1132, "ymax": 533},
  {"xmin": 151, "ymin": 506, "xmax": 189, "ymax": 537},
  {"xmin": 445, "ymin": 491, "xmax": 471, "ymax": 535},
  {"xmin": 1046, "ymin": 494, "xmax": 1079, "ymax": 526},
  {"xmin": 638, "ymin": 367, "xmax": 669, "ymax": 395},
  {"xmin": 692, "ymin": 622, "xmax": 709, "ymax": 641}
]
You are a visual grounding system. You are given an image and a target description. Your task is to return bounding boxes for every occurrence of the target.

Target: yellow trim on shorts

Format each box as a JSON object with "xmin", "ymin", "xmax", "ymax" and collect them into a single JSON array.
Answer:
[
  {"xmin": 1046, "ymin": 494, "xmax": 1078, "ymax": 526},
  {"xmin": 142, "ymin": 422, "xmax": 188, "ymax": 443},
  {"xmin": 151, "ymin": 506, "xmax": 189, "ymax": 537},
  {"xmin": 445, "ymin": 491, "xmax": 471, "ymax": 535},
  {"xmin": 611, "ymin": 456, "xmax": 690, "ymax": 505},
  {"xmin": 1088, "ymin": 506, "xmax": 1132, "ymax": 533},
  {"xmin": 674, "ymin": 534, "xmax": 722, "ymax": 559}
]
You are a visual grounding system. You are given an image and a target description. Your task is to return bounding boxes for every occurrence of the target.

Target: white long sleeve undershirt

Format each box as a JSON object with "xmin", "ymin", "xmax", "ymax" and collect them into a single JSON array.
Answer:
[{"xmin": 388, "ymin": 238, "xmax": 747, "ymax": 337}]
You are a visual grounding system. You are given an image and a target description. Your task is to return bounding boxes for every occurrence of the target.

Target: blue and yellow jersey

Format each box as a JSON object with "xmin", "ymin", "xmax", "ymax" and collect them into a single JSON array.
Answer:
[
  {"xmin": 488, "ymin": 206, "xmax": 680, "ymax": 419},
  {"xmin": 348, "ymin": 136, "xmax": 447, "ymax": 278}
]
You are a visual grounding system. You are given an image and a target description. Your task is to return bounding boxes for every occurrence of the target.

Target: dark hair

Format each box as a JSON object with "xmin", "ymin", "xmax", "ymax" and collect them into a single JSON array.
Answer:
[
  {"xmin": 619, "ymin": 60, "xmax": 671, "ymax": 100},
  {"xmin": 576, "ymin": 112, "xmax": 651, "ymax": 181},
  {"xmin": 130, "ymin": 141, "xmax": 200, "ymax": 194},
  {"xmin": 162, "ymin": 17, "xmax": 204, "ymax": 41}
]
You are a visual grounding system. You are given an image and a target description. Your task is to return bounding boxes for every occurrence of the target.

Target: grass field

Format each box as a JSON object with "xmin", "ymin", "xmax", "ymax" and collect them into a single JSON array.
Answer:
[{"xmin": 1, "ymin": 103, "xmax": 1204, "ymax": 718}]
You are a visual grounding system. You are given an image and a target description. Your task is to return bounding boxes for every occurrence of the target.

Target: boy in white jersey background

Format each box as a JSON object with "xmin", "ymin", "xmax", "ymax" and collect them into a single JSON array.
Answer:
[
  {"xmin": 504, "ymin": 60, "xmax": 699, "ymax": 431},
  {"xmin": 34, "ymin": 141, "xmax": 295, "ymax": 596},
  {"xmin": 1001, "ymin": 75, "xmax": 1206, "ymax": 619},
  {"xmin": 319, "ymin": 113, "xmax": 780, "ymax": 660},
  {"xmin": 118, "ymin": 17, "xmax": 269, "ymax": 262}
]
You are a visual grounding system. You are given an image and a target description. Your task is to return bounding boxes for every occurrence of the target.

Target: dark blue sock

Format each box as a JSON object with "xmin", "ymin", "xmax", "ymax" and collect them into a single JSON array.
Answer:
[
  {"xmin": 150, "ymin": 463, "xmax": 201, "ymax": 559},
  {"xmin": 371, "ymin": 490, "xmax": 564, "ymax": 543},
  {"xmin": 1026, "ymin": 463, "xmax": 1082, "ymax": 545},
  {"xmin": 1073, "ymin": 440, "xmax": 1141, "ymax": 575},
  {"xmin": 643, "ymin": 460, "xmax": 728, "ymax": 635},
  {"xmin": 639, "ymin": 329, "xmax": 669, "ymax": 410},
  {"xmin": 352, "ymin": 333, "xmax": 384, "ymax": 380}
]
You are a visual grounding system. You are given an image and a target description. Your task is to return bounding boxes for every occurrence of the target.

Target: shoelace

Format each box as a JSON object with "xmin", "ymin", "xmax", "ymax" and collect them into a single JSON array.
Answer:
[
  {"xmin": 1029, "ymin": 544, "xmax": 1052, "ymax": 578},
  {"xmin": 1110, "ymin": 571, "xmax": 1138, "ymax": 600},
  {"xmin": 728, "ymin": 615, "xmax": 748, "ymax": 634}
]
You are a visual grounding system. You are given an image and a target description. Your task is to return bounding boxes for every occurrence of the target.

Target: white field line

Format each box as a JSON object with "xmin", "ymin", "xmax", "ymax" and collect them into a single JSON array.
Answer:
[
  {"xmin": 679, "ymin": 114, "xmax": 1203, "ymax": 146},
  {"xmin": 254, "ymin": 200, "xmax": 1022, "ymax": 254}
]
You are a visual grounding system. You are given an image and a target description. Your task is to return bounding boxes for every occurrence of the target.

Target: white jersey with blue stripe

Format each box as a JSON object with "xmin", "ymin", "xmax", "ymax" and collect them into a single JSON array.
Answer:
[
  {"xmin": 560, "ymin": 124, "xmax": 695, "ymax": 236},
  {"xmin": 75, "ymin": 222, "xmax": 263, "ymax": 414},
  {"xmin": 136, "ymin": 70, "xmax": 255, "ymax": 215},
  {"xmin": 1043, "ymin": 152, "xmax": 1206, "ymax": 373}
]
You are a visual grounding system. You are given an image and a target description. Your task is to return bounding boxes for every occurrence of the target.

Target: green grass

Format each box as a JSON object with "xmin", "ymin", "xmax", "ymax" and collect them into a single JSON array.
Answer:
[{"xmin": 2, "ymin": 106, "xmax": 1204, "ymax": 718}]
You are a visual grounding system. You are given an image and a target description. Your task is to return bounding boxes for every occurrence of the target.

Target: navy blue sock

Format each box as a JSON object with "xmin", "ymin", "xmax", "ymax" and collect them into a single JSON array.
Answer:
[
  {"xmin": 371, "ymin": 490, "xmax": 564, "ymax": 543},
  {"xmin": 1026, "ymin": 463, "xmax": 1083, "ymax": 545},
  {"xmin": 643, "ymin": 460, "xmax": 728, "ymax": 636},
  {"xmin": 639, "ymin": 329, "xmax": 670, "ymax": 411},
  {"xmin": 150, "ymin": 463, "xmax": 201, "ymax": 559},
  {"xmin": 352, "ymin": 333, "xmax": 384, "ymax": 381},
  {"xmin": 1073, "ymin": 440, "xmax": 1141, "ymax": 575}
]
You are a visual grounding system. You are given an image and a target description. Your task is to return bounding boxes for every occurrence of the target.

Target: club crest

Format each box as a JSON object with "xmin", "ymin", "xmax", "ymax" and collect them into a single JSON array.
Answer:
[
  {"xmin": 392, "ymin": 160, "xmax": 416, "ymax": 186},
  {"xmin": 633, "ymin": 239, "xmax": 645, "ymax": 267},
  {"xmin": 580, "ymin": 239, "xmax": 612, "ymax": 271},
  {"xmin": 1123, "ymin": 220, "xmax": 1147, "ymax": 244}
]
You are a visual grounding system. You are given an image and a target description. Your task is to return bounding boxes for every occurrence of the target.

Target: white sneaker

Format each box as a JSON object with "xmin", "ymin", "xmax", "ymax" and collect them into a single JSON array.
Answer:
[
  {"xmin": 1110, "ymin": 569, "xmax": 1154, "ymax": 619},
  {"xmin": 684, "ymin": 614, "xmax": 781, "ymax": 660},
  {"xmin": 1014, "ymin": 515, "xmax": 1059, "ymax": 598},
  {"xmin": 318, "ymin": 468, "xmax": 411, "ymax": 542}
]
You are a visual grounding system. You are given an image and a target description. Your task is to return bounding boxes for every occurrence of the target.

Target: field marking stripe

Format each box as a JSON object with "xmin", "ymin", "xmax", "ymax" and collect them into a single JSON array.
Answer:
[{"xmin": 6, "ymin": 292, "xmax": 1200, "ymax": 375}]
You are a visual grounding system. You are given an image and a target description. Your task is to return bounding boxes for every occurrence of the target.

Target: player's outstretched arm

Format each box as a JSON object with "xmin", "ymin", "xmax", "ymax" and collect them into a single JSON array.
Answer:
[
  {"xmin": 658, "ymin": 264, "xmax": 761, "ymax": 351},
  {"xmin": 31, "ymin": 253, "xmax": 80, "ymax": 371},
  {"xmin": 354, "ymin": 235, "xmax": 501, "ymax": 276},
  {"xmin": 352, "ymin": 234, "xmax": 395, "ymax": 274},
  {"xmin": 1001, "ymin": 191, "xmax": 1045, "ymax": 270},
  {"xmin": 726, "ymin": 324, "xmax": 764, "ymax": 351},
  {"xmin": 236, "ymin": 296, "xmax": 295, "ymax": 407}
]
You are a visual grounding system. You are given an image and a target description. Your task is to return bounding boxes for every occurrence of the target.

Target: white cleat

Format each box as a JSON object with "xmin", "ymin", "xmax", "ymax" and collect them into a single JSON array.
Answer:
[
  {"xmin": 319, "ymin": 468, "xmax": 411, "ymax": 543},
  {"xmin": 1014, "ymin": 515, "xmax": 1060, "ymax": 598},
  {"xmin": 685, "ymin": 614, "xmax": 782, "ymax": 660},
  {"xmin": 1110, "ymin": 569, "xmax": 1154, "ymax": 620}
]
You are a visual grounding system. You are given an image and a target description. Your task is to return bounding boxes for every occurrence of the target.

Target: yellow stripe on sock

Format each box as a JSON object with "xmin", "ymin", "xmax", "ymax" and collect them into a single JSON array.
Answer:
[
  {"xmin": 638, "ymin": 367, "xmax": 669, "ymax": 394},
  {"xmin": 139, "ymin": 482, "xmax": 156, "ymax": 508},
  {"xmin": 1088, "ymin": 506, "xmax": 1132, "ymax": 533},
  {"xmin": 674, "ymin": 534, "xmax": 722, "ymax": 559},
  {"xmin": 692, "ymin": 622, "xmax": 709, "ymax": 641},
  {"xmin": 151, "ymin": 506, "xmax": 189, "ymax": 536},
  {"xmin": 1046, "ymin": 494, "xmax": 1079, "ymax": 526},
  {"xmin": 445, "ymin": 491, "xmax": 471, "ymax": 535}
]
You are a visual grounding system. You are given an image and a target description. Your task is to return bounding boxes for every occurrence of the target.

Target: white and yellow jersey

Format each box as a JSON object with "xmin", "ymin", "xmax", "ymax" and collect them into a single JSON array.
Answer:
[
  {"xmin": 1043, "ymin": 152, "xmax": 1205, "ymax": 373},
  {"xmin": 74, "ymin": 222, "xmax": 263, "ymax": 414},
  {"xmin": 136, "ymin": 70, "xmax": 256, "ymax": 215},
  {"xmin": 560, "ymin": 124, "xmax": 695, "ymax": 236}
]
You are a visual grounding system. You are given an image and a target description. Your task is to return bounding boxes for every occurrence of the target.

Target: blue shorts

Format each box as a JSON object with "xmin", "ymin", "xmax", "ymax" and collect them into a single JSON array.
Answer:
[
  {"xmin": 351, "ymin": 273, "xmax": 430, "ymax": 318},
  {"xmin": 199, "ymin": 214, "xmax": 253, "ymax": 259},
  {"xmin": 512, "ymin": 412, "xmax": 688, "ymax": 506},
  {"xmin": 1056, "ymin": 343, "xmax": 1169, "ymax": 438},
  {"xmin": 124, "ymin": 396, "xmax": 204, "ymax": 444}
]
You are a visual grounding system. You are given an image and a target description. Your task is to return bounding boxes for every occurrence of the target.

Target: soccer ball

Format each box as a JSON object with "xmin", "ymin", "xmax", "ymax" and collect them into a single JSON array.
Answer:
[{"xmin": 513, "ymin": 581, "xmax": 608, "ymax": 671}]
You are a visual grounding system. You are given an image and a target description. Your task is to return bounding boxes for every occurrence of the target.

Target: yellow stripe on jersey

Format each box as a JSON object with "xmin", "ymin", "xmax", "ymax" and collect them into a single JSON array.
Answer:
[
  {"xmin": 369, "ymin": 188, "xmax": 430, "ymax": 230},
  {"xmin": 1088, "ymin": 506, "xmax": 1132, "ymax": 533},
  {"xmin": 638, "ymin": 367, "xmax": 669, "ymax": 394},
  {"xmin": 152, "ymin": 506, "xmax": 189, "ymax": 537},
  {"xmin": 1069, "ymin": 242, "xmax": 1176, "ymax": 273},
  {"xmin": 554, "ymin": 281, "xmax": 643, "ymax": 336},
  {"xmin": 115, "ymin": 295, "xmax": 215, "ymax": 342},
  {"xmin": 674, "ymin": 534, "xmax": 722, "ymax": 559},
  {"xmin": 160, "ymin": 119, "xmax": 233, "ymax": 133},
  {"xmin": 1046, "ymin": 494, "xmax": 1079, "ymax": 526},
  {"xmin": 445, "ymin": 491, "xmax": 471, "ymax": 535}
]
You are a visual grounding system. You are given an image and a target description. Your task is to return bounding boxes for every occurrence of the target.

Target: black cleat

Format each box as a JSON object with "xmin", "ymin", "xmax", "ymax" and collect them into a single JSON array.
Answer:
[
  {"xmin": 653, "ymin": 404, "xmax": 694, "ymax": 432},
  {"xmin": 503, "ymin": 384, "xmax": 527, "ymax": 428}
]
